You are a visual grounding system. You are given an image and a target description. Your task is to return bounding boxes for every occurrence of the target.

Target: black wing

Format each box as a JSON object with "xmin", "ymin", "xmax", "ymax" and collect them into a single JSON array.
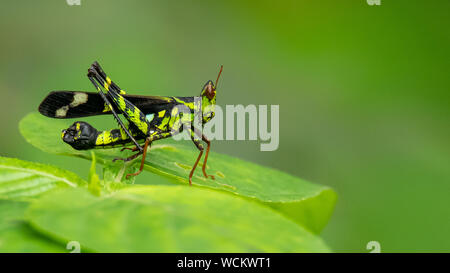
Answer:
[{"xmin": 38, "ymin": 91, "xmax": 177, "ymax": 118}]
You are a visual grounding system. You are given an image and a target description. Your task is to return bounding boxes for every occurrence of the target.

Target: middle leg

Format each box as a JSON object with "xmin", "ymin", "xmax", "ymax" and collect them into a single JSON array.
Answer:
[
  {"xmin": 120, "ymin": 131, "xmax": 174, "ymax": 176},
  {"xmin": 125, "ymin": 138, "xmax": 151, "ymax": 179}
]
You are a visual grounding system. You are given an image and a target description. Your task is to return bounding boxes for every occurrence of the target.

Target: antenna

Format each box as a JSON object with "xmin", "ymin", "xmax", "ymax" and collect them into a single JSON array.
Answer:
[{"xmin": 215, "ymin": 65, "xmax": 223, "ymax": 87}]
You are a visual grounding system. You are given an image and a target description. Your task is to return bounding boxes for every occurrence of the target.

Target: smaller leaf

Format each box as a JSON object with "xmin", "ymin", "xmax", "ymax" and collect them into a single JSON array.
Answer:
[
  {"xmin": 88, "ymin": 152, "xmax": 101, "ymax": 196},
  {"xmin": 0, "ymin": 156, "xmax": 87, "ymax": 200},
  {"xmin": 102, "ymin": 160, "xmax": 138, "ymax": 185}
]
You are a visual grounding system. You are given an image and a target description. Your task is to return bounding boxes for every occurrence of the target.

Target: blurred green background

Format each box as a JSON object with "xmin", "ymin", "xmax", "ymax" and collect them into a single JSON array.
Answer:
[{"xmin": 1, "ymin": 0, "xmax": 449, "ymax": 252}]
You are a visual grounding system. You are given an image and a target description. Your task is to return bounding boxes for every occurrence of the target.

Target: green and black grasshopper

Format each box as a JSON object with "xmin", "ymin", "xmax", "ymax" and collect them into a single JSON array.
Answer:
[{"xmin": 39, "ymin": 61, "xmax": 223, "ymax": 185}]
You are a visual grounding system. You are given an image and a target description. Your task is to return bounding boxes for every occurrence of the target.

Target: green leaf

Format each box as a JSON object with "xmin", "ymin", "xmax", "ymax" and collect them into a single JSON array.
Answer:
[
  {"xmin": 26, "ymin": 186, "xmax": 330, "ymax": 252},
  {"xmin": 102, "ymin": 159, "xmax": 138, "ymax": 185},
  {"xmin": 19, "ymin": 112, "xmax": 336, "ymax": 233},
  {"xmin": 88, "ymin": 152, "xmax": 132, "ymax": 195},
  {"xmin": 0, "ymin": 156, "xmax": 87, "ymax": 200},
  {"xmin": 88, "ymin": 152, "xmax": 102, "ymax": 196},
  {"xmin": 0, "ymin": 157, "xmax": 86, "ymax": 251},
  {"xmin": 0, "ymin": 200, "xmax": 65, "ymax": 252}
]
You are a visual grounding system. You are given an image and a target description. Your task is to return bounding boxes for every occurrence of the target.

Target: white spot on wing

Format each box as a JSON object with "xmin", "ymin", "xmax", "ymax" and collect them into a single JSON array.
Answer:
[
  {"xmin": 55, "ymin": 105, "xmax": 69, "ymax": 117},
  {"xmin": 70, "ymin": 92, "xmax": 88, "ymax": 107}
]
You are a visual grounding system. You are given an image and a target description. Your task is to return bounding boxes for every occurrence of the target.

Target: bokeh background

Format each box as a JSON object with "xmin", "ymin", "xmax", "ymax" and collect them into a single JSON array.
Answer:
[{"xmin": 1, "ymin": 0, "xmax": 449, "ymax": 252}]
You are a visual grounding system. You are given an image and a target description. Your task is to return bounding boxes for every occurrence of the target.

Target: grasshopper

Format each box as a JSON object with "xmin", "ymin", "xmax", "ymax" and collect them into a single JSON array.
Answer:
[{"xmin": 39, "ymin": 61, "xmax": 223, "ymax": 185}]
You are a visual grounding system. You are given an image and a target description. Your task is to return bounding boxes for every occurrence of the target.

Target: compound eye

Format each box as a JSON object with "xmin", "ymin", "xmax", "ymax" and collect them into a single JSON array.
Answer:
[{"xmin": 205, "ymin": 84, "xmax": 215, "ymax": 99}]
